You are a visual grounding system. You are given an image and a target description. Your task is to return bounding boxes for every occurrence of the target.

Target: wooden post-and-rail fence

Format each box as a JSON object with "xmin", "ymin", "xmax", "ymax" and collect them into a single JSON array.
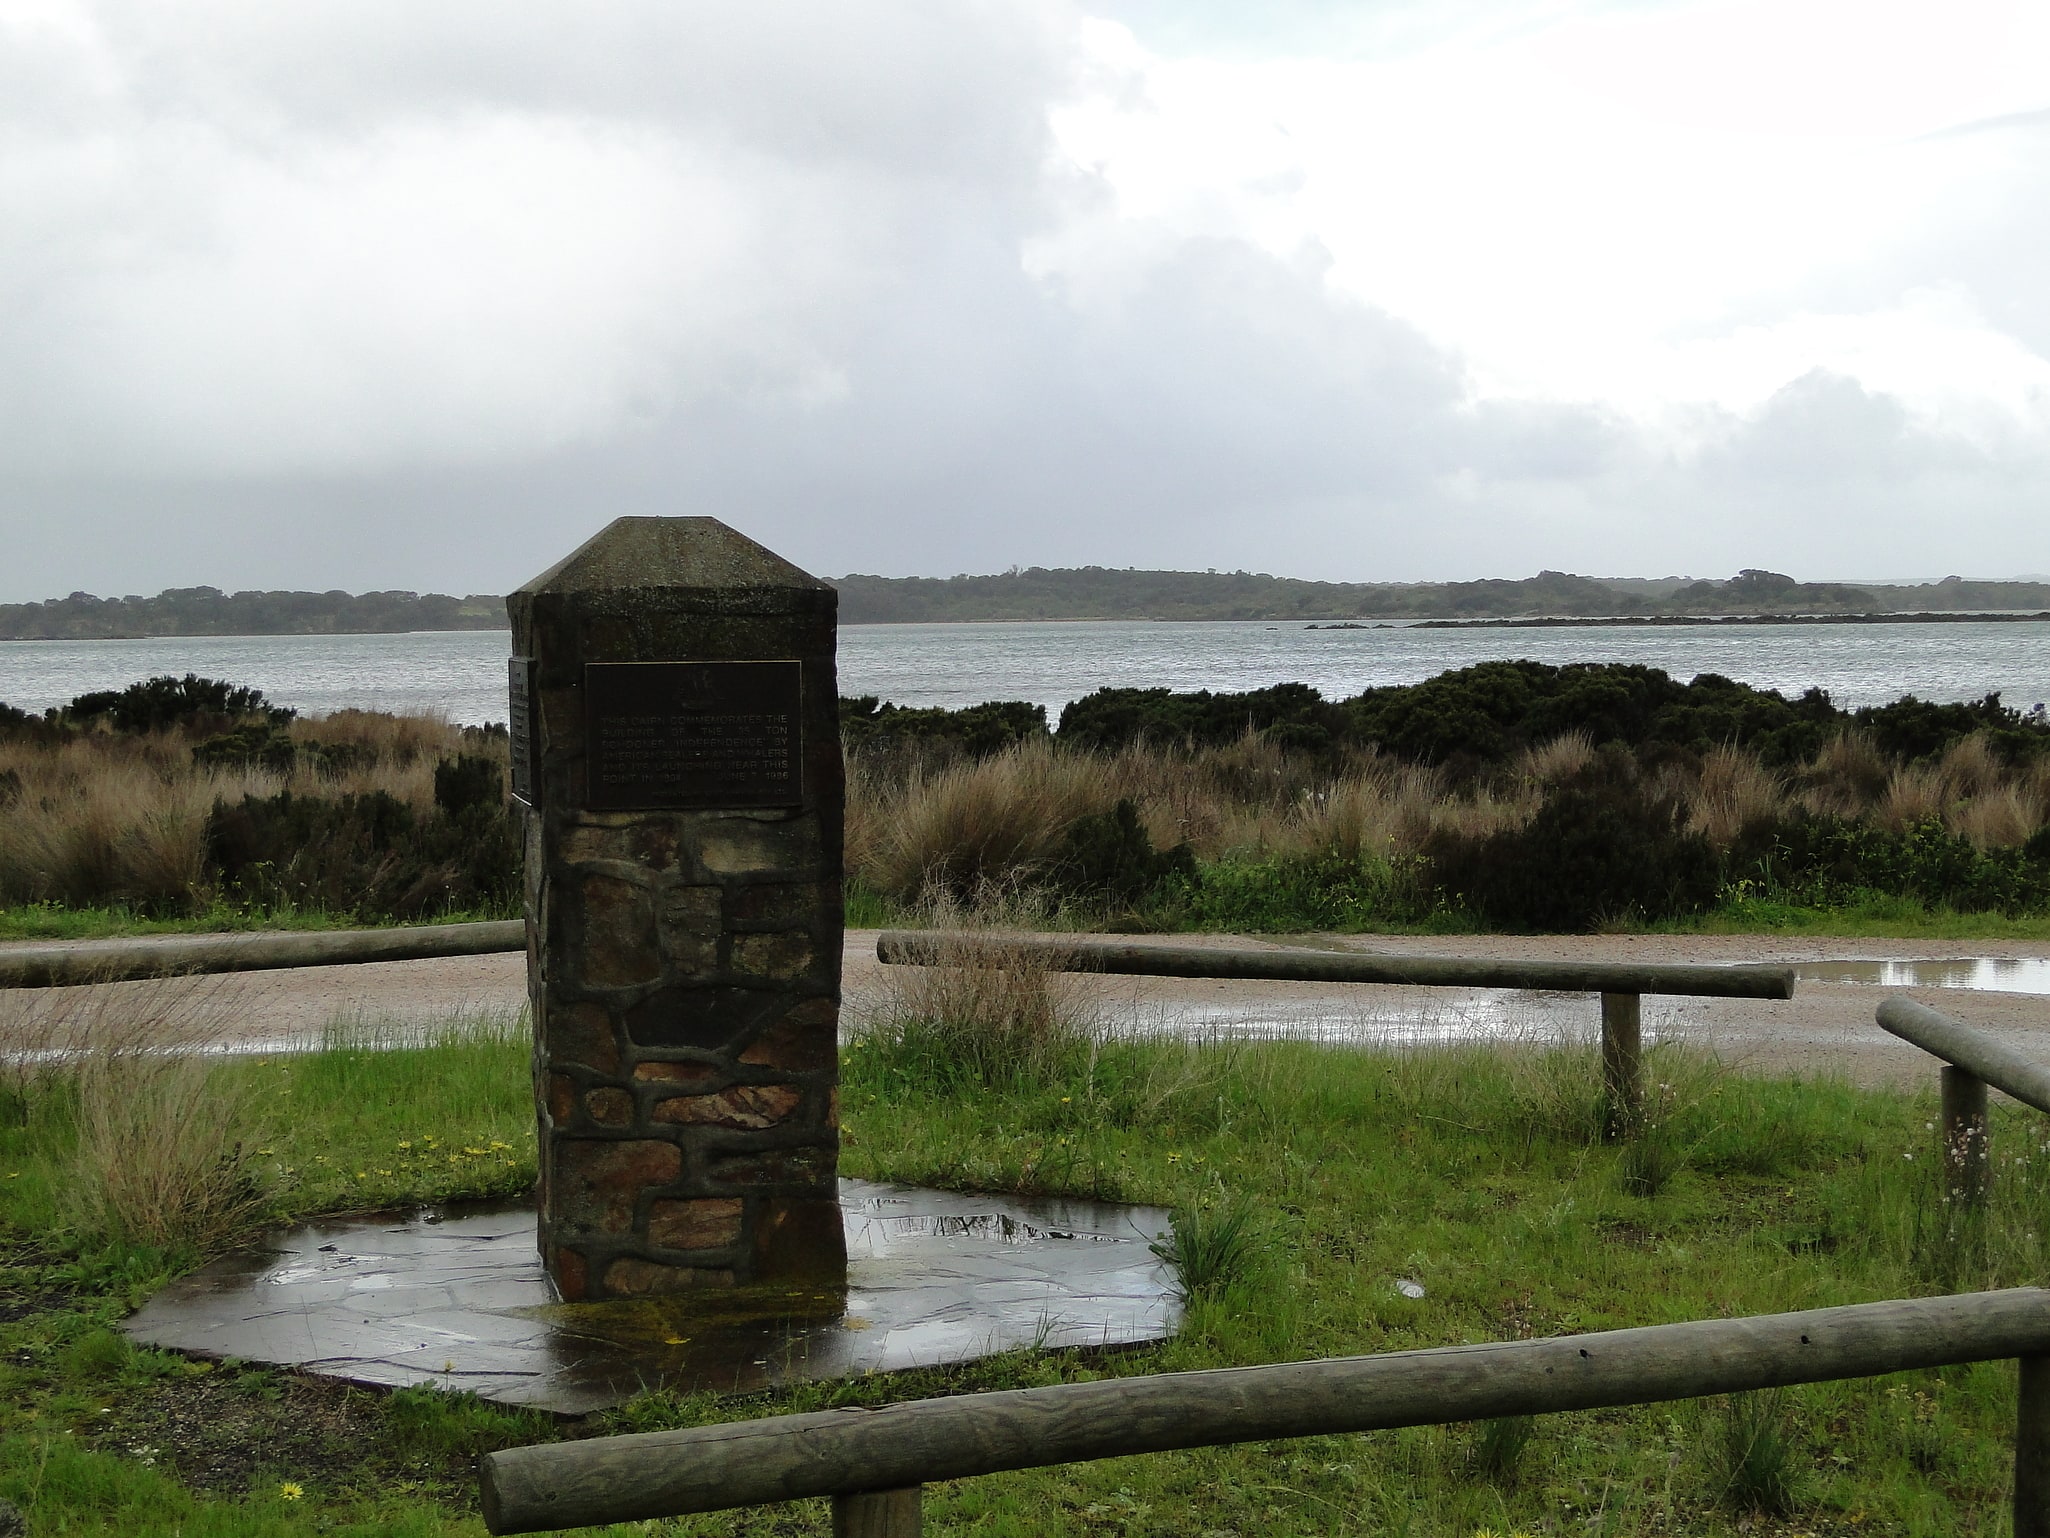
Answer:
[
  {"xmin": 1879, "ymin": 995, "xmax": 2050, "ymax": 1209},
  {"xmin": 876, "ymin": 931, "xmax": 1796, "ymax": 1136},
  {"xmin": 481, "ymin": 1288, "xmax": 2050, "ymax": 1535},
  {"xmin": 0, "ymin": 919, "xmax": 525, "ymax": 990}
]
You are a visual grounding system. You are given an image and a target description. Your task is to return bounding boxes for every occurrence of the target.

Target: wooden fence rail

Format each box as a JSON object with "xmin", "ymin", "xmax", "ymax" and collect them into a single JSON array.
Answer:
[
  {"xmin": 0, "ymin": 920, "xmax": 525, "ymax": 989},
  {"xmin": 877, "ymin": 931, "xmax": 1794, "ymax": 1135},
  {"xmin": 1878, "ymin": 995, "xmax": 2050, "ymax": 1208},
  {"xmin": 481, "ymin": 1288, "xmax": 2050, "ymax": 1535}
]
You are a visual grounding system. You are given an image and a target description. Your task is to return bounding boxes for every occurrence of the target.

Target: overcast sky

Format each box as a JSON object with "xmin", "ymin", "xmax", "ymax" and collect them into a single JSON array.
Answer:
[{"xmin": 2, "ymin": 0, "xmax": 2045, "ymax": 601}]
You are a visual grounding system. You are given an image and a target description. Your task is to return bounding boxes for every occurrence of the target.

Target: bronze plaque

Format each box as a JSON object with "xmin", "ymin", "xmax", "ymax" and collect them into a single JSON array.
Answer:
[
  {"xmin": 507, "ymin": 656, "xmax": 537, "ymax": 807},
  {"xmin": 585, "ymin": 660, "xmax": 803, "ymax": 810}
]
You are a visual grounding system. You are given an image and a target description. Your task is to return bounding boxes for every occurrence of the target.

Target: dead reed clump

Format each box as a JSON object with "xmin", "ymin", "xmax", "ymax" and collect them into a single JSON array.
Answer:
[
  {"xmin": 854, "ymin": 925, "xmax": 1107, "ymax": 1090},
  {"xmin": 1689, "ymin": 744, "xmax": 1788, "ymax": 849},
  {"xmin": 1515, "ymin": 732, "xmax": 1596, "ymax": 788},
  {"xmin": 857, "ymin": 739, "xmax": 1115, "ymax": 903},
  {"xmin": 10, "ymin": 976, "xmax": 273, "ymax": 1251},
  {"xmin": 1873, "ymin": 763, "xmax": 1947, "ymax": 833},
  {"xmin": 291, "ymin": 708, "xmax": 466, "ymax": 766},
  {"xmin": 1935, "ymin": 732, "xmax": 2007, "ymax": 803},
  {"xmin": 0, "ymin": 745, "xmax": 243, "ymax": 909},
  {"xmin": 1949, "ymin": 784, "xmax": 2046, "ymax": 850},
  {"xmin": 1796, "ymin": 730, "xmax": 1890, "ymax": 819}
]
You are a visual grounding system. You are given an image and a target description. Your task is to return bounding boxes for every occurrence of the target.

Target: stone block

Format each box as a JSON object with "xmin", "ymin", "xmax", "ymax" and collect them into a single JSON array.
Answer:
[
  {"xmin": 625, "ymin": 985, "xmax": 788, "ymax": 1051},
  {"xmin": 632, "ymin": 1060, "xmax": 721, "ymax": 1089},
  {"xmin": 756, "ymin": 1196, "xmax": 849, "ymax": 1280},
  {"xmin": 652, "ymin": 1083, "xmax": 801, "ymax": 1130},
  {"xmin": 697, "ymin": 818, "xmax": 817, "ymax": 878},
  {"xmin": 546, "ymin": 1073, "xmax": 576, "ymax": 1125},
  {"xmin": 554, "ymin": 1140, "xmax": 683, "ymax": 1233},
  {"xmin": 579, "ymin": 875, "xmax": 661, "ymax": 988},
  {"xmin": 603, "ymin": 1258, "xmax": 736, "ymax": 1296},
  {"xmin": 727, "ymin": 883, "xmax": 831, "ymax": 928},
  {"xmin": 551, "ymin": 1246, "xmax": 589, "ymax": 1303},
  {"xmin": 647, "ymin": 1196, "xmax": 746, "ymax": 1251},
  {"xmin": 707, "ymin": 1144, "xmax": 833, "ymax": 1191},
  {"xmin": 549, "ymin": 1002, "xmax": 621, "ymax": 1075},
  {"xmin": 585, "ymin": 1088, "xmax": 634, "ymax": 1127},
  {"xmin": 731, "ymin": 931, "xmax": 814, "ymax": 982},
  {"xmin": 656, "ymin": 886, "xmax": 722, "ymax": 972},
  {"xmin": 737, "ymin": 997, "xmax": 838, "ymax": 1071}
]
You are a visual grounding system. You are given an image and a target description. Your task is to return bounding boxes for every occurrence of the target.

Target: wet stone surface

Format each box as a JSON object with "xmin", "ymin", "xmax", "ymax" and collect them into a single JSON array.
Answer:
[{"xmin": 123, "ymin": 1181, "xmax": 1177, "ymax": 1415}]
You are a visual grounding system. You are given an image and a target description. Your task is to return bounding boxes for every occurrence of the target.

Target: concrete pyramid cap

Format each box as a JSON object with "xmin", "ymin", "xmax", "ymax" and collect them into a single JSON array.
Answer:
[{"xmin": 514, "ymin": 517, "xmax": 831, "ymax": 597}]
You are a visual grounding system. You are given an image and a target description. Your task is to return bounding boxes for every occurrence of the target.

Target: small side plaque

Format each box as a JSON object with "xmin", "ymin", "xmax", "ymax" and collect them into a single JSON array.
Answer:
[
  {"xmin": 585, "ymin": 661, "xmax": 803, "ymax": 811},
  {"xmin": 507, "ymin": 657, "xmax": 537, "ymax": 807}
]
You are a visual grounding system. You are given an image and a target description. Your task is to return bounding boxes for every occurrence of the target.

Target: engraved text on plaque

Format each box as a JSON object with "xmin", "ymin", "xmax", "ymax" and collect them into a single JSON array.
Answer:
[{"xmin": 584, "ymin": 660, "xmax": 804, "ymax": 810}]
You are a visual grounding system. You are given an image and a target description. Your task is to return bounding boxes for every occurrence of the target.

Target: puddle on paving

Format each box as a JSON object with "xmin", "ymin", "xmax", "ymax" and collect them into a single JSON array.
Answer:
[
  {"xmin": 1793, "ymin": 958, "xmax": 2050, "ymax": 994},
  {"xmin": 123, "ymin": 1180, "xmax": 1176, "ymax": 1415}
]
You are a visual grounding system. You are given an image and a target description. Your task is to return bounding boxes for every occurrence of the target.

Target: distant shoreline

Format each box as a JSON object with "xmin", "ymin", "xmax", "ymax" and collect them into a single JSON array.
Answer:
[
  {"xmin": 1394, "ymin": 610, "xmax": 2050, "ymax": 630},
  {"xmin": 9, "ymin": 609, "xmax": 2050, "ymax": 643}
]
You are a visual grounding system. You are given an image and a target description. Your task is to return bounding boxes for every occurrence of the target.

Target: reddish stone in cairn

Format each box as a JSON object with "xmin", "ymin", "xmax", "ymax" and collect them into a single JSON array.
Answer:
[
  {"xmin": 652, "ymin": 1083, "xmax": 801, "ymax": 1129},
  {"xmin": 554, "ymin": 1140, "xmax": 683, "ymax": 1233}
]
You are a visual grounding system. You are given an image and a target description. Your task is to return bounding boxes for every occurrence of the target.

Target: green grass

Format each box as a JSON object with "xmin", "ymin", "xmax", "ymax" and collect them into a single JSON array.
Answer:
[
  {"xmin": 13, "ymin": 874, "xmax": 2049, "ymax": 943},
  {"xmin": 2, "ymin": 1012, "xmax": 2046, "ymax": 1533}
]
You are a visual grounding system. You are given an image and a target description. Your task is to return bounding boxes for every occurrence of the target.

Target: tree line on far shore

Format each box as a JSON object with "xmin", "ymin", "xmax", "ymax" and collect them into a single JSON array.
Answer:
[{"xmin": 8, "ymin": 567, "xmax": 2050, "ymax": 638}]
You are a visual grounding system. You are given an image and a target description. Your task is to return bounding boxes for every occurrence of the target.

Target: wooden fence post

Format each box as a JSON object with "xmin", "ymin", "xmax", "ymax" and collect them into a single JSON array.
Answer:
[
  {"xmin": 1601, "ymin": 992, "xmax": 1643, "ymax": 1138},
  {"xmin": 833, "ymin": 1487, "xmax": 923, "ymax": 1537},
  {"xmin": 1942, "ymin": 1065, "xmax": 1990, "ymax": 1209},
  {"xmin": 2018, "ymin": 1356, "xmax": 2050, "ymax": 1538}
]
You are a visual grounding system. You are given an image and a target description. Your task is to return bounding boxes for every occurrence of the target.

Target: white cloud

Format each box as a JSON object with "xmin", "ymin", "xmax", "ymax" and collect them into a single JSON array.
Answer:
[{"xmin": 0, "ymin": 0, "xmax": 2045, "ymax": 599}]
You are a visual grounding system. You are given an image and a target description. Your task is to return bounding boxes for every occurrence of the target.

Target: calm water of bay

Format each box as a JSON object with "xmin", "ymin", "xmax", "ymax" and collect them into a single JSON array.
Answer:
[{"xmin": 1, "ymin": 621, "xmax": 2046, "ymax": 726}]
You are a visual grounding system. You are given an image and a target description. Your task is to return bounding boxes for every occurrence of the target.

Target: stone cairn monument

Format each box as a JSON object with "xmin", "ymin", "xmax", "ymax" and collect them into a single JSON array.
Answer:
[{"xmin": 507, "ymin": 518, "xmax": 845, "ymax": 1301}]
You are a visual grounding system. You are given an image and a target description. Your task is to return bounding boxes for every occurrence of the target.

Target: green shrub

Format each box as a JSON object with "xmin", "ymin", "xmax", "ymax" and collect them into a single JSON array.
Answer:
[
  {"xmin": 1169, "ymin": 851, "xmax": 1421, "ymax": 932},
  {"xmin": 1856, "ymin": 691, "xmax": 2045, "ymax": 763},
  {"xmin": 1744, "ymin": 813, "xmax": 2050, "ymax": 914},
  {"xmin": 65, "ymin": 674, "xmax": 290, "ymax": 734},
  {"xmin": 840, "ymin": 696, "xmax": 1047, "ymax": 758},
  {"xmin": 191, "ymin": 720, "xmax": 297, "ymax": 771},
  {"xmin": 1057, "ymin": 682, "xmax": 1344, "ymax": 754},
  {"xmin": 1425, "ymin": 755, "xmax": 1719, "ymax": 930},
  {"xmin": 1049, "ymin": 799, "xmax": 1196, "ymax": 906},
  {"xmin": 205, "ymin": 770, "xmax": 518, "ymax": 921}
]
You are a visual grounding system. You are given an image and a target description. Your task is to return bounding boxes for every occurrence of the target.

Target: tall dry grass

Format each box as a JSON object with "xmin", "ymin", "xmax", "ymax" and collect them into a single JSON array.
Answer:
[
  {"xmin": 0, "ymin": 713, "xmax": 495, "ymax": 910},
  {"xmin": 846, "ymin": 726, "xmax": 2050, "ymax": 904},
  {"xmin": 849, "ymin": 920, "xmax": 1107, "ymax": 1089},
  {"xmin": 0, "ymin": 977, "xmax": 271, "ymax": 1250},
  {"xmin": 1689, "ymin": 745, "xmax": 1788, "ymax": 846}
]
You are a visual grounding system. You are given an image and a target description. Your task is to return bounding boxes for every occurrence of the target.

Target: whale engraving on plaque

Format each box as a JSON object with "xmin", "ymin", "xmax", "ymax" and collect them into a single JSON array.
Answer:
[{"xmin": 584, "ymin": 660, "xmax": 804, "ymax": 811}]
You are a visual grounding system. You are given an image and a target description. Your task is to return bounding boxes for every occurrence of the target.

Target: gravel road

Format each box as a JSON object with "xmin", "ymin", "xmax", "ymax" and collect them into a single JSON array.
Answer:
[{"xmin": 4, "ymin": 929, "xmax": 2049, "ymax": 1087}]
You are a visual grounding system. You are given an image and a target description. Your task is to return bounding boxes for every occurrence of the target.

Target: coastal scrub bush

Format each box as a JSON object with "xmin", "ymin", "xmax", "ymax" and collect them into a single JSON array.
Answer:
[
  {"xmin": 1057, "ymin": 681, "xmax": 1345, "ymax": 754},
  {"xmin": 839, "ymin": 696, "xmax": 1046, "ymax": 760},
  {"xmin": 64, "ymin": 674, "xmax": 290, "ymax": 734},
  {"xmin": 1049, "ymin": 798, "xmax": 1197, "ymax": 907},
  {"xmin": 204, "ymin": 755, "xmax": 518, "ymax": 921},
  {"xmin": 1741, "ymin": 813, "xmax": 2050, "ymax": 915},
  {"xmin": 190, "ymin": 719, "xmax": 297, "ymax": 772},
  {"xmin": 1167, "ymin": 851, "xmax": 1424, "ymax": 932},
  {"xmin": 1424, "ymin": 754, "xmax": 1720, "ymax": 930}
]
